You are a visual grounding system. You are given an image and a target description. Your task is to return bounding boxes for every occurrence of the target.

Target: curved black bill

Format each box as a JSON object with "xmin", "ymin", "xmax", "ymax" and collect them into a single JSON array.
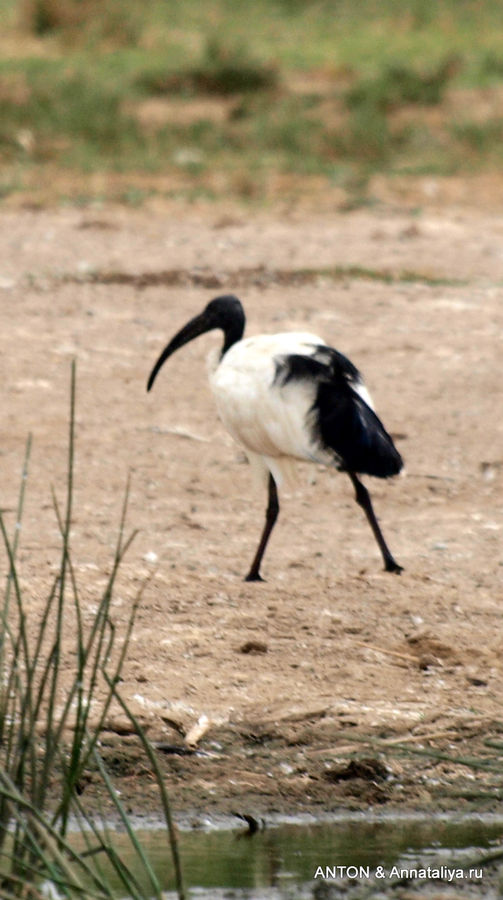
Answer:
[{"xmin": 147, "ymin": 309, "xmax": 213, "ymax": 392}]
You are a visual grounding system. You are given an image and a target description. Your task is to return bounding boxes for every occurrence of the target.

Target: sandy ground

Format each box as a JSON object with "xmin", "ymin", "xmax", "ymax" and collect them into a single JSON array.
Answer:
[{"xmin": 1, "ymin": 195, "xmax": 503, "ymax": 824}]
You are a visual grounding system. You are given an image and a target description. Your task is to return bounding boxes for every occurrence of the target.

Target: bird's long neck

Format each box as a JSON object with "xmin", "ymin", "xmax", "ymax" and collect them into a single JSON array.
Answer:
[{"xmin": 221, "ymin": 306, "xmax": 246, "ymax": 357}]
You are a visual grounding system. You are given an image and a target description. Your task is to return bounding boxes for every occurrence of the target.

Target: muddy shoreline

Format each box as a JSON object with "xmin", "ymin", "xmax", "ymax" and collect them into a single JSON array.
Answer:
[{"xmin": 1, "ymin": 201, "xmax": 502, "ymax": 845}]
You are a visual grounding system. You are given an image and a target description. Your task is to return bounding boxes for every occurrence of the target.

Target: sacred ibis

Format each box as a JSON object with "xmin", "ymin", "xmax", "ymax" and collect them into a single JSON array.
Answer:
[{"xmin": 147, "ymin": 295, "xmax": 403, "ymax": 580}]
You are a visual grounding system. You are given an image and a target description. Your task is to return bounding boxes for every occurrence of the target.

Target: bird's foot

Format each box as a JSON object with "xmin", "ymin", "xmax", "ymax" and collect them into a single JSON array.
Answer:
[
  {"xmin": 385, "ymin": 559, "xmax": 403, "ymax": 574},
  {"xmin": 244, "ymin": 571, "xmax": 265, "ymax": 583}
]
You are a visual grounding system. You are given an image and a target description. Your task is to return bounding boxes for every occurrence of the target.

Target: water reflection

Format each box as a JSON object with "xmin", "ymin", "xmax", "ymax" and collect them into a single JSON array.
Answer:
[{"xmin": 80, "ymin": 815, "xmax": 503, "ymax": 898}]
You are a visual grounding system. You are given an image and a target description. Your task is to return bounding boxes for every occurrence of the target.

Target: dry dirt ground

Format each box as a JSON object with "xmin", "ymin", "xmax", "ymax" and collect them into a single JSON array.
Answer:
[{"xmin": 1, "ymin": 190, "xmax": 503, "ymax": 825}]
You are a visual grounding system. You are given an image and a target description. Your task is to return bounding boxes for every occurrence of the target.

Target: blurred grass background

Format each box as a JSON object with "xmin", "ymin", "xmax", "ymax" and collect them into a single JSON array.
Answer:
[{"xmin": 2, "ymin": 0, "xmax": 503, "ymax": 206}]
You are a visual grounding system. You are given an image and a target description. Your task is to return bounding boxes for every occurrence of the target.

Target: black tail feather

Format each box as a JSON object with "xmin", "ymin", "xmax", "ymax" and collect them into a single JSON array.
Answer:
[
  {"xmin": 275, "ymin": 346, "xmax": 403, "ymax": 479},
  {"xmin": 316, "ymin": 383, "xmax": 403, "ymax": 478}
]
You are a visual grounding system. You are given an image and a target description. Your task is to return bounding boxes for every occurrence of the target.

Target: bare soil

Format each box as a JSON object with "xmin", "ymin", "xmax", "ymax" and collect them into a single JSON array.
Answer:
[{"xmin": 1, "ymin": 190, "xmax": 503, "ymax": 825}]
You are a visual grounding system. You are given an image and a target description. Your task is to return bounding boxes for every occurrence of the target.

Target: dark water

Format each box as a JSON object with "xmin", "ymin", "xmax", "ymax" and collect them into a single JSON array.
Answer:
[{"xmin": 98, "ymin": 815, "xmax": 503, "ymax": 898}]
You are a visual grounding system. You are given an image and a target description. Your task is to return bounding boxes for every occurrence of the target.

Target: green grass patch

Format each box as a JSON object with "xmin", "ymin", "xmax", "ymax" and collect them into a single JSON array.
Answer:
[
  {"xmin": 0, "ymin": 60, "xmax": 146, "ymax": 167},
  {"xmin": 3, "ymin": 0, "xmax": 503, "ymax": 202},
  {"xmin": 451, "ymin": 117, "xmax": 503, "ymax": 163},
  {"xmin": 137, "ymin": 37, "xmax": 278, "ymax": 97},
  {"xmin": 20, "ymin": 0, "xmax": 145, "ymax": 46},
  {"xmin": 346, "ymin": 56, "xmax": 460, "ymax": 112}
]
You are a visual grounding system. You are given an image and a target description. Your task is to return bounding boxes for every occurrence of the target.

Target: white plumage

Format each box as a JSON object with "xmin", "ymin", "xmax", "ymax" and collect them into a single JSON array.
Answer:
[
  {"xmin": 147, "ymin": 295, "xmax": 403, "ymax": 581},
  {"xmin": 210, "ymin": 332, "xmax": 372, "ymax": 488}
]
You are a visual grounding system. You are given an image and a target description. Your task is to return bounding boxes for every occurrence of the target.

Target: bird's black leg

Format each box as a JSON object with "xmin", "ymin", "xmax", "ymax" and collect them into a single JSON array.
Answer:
[
  {"xmin": 348, "ymin": 472, "xmax": 403, "ymax": 573},
  {"xmin": 245, "ymin": 473, "xmax": 279, "ymax": 582}
]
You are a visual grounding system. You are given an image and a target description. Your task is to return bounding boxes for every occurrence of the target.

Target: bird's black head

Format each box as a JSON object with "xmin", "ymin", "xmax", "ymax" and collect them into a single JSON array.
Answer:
[
  {"xmin": 147, "ymin": 294, "xmax": 245, "ymax": 392},
  {"xmin": 202, "ymin": 295, "xmax": 245, "ymax": 346}
]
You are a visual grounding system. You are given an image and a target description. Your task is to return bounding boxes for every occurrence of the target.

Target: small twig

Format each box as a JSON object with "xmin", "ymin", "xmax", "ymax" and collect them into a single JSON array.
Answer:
[
  {"xmin": 406, "ymin": 472, "xmax": 457, "ymax": 482},
  {"xmin": 336, "ymin": 733, "xmax": 503, "ymax": 771},
  {"xmin": 308, "ymin": 730, "xmax": 461, "ymax": 756},
  {"xmin": 185, "ymin": 714, "xmax": 211, "ymax": 748},
  {"xmin": 379, "ymin": 729, "xmax": 461, "ymax": 745},
  {"xmin": 150, "ymin": 425, "xmax": 209, "ymax": 443},
  {"xmin": 483, "ymin": 738, "xmax": 503, "ymax": 751},
  {"xmin": 433, "ymin": 787, "xmax": 503, "ymax": 801},
  {"xmin": 350, "ymin": 640, "xmax": 417, "ymax": 663}
]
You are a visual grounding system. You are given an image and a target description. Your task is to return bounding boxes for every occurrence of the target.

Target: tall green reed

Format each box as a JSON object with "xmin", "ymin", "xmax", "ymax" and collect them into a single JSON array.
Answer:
[{"xmin": 0, "ymin": 362, "xmax": 186, "ymax": 899}]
